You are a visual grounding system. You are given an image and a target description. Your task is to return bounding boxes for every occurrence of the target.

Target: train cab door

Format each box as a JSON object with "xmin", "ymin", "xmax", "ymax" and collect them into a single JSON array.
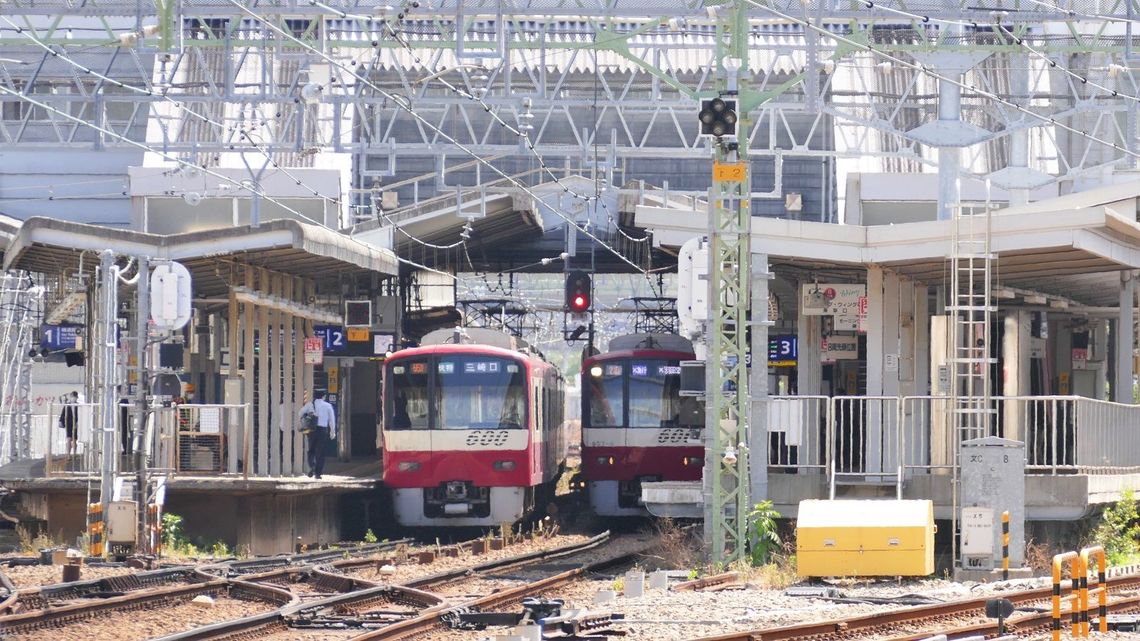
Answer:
[{"xmin": 531, "ymin": 375, "xmax": 542, "ymax": 482}]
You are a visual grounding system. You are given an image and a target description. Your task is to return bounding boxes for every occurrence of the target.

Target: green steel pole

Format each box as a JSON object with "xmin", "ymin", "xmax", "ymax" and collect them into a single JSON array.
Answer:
[{"xmin": 704, "ymin": 0, "xmax": 752, "ymax": 566}]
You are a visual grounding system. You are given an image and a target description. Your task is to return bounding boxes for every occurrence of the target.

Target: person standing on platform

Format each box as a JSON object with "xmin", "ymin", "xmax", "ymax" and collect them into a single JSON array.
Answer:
[
  {"xmin": 298, "ymin": 391, "xmax": 336, "ymax": 479},
  {"xmin": 58, "ymin": 391, "xmax": 79, "ymax": 459}
]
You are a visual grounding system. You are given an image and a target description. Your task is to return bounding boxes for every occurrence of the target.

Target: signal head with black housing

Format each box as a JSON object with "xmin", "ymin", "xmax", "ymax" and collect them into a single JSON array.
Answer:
[
  {"xmin": 564, "ymin": 270, "xmax": 592, "ymax": 313},
  {"xmin": 699, "ymin": 97, "xmax": 738, "ymax": 138}
]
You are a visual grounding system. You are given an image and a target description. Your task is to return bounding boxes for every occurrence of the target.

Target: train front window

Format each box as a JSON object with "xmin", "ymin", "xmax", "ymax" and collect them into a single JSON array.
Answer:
[
  {"xmin": 586, "ymin": 362, "xmax": 624, "ymax": 428},
  {"xmin": 436, "ymin": 356, "xmax": 527, "ymax": 429},
  {"xmin": 387, "ymin": 359, "xmax": 431, "ymax": 430},
  {"xmin": 628, "ymin": 360, "xmax": 682, "ymax": 428}
]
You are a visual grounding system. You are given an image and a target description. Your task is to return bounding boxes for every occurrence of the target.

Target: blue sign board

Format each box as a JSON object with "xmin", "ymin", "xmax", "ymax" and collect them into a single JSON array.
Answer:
[
  {"xmin": 314, "ymin": 325, "xmax": 347, "ymax": 354},
  {"xmin": 768, "ymin": 335, "xmax": 798, "ymax": 364},
  {"xmin": 41, "ymin": 324, "xmax": 79, "ymax": 350}
]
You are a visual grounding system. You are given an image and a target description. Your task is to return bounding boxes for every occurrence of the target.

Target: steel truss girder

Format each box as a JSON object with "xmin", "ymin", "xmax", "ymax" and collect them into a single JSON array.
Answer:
[
  {"xmin": 1, "ymin": 11, "xmax": 1139, "ymax": 191},
  {"xmin": 1, "ymin": 0, "xmax": 1137, "ymax": 22}
]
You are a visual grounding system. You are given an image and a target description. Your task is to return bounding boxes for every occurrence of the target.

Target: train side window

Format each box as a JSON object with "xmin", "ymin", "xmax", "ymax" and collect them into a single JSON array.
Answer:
[{"xmin": 387, "ymin": 360, "xmax": 430, "ymax": 430}]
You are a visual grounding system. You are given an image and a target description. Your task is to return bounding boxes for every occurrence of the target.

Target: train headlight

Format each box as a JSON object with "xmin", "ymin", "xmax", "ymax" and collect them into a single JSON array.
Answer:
[
  {"xmin": 682, "ymin": 456, "xmax": 703, "ymax": 466},
  {"xmin": 493, "ymin": 460, "xmax": 516, "ymax": 471},
  {"xmin": 397, "ymin": 461, "xmax": 421, "ymax": 472},
  {"xmin": 595, "ymin": 456, "xmax": 615, "ymax": 465},
  {"xmin": 589, "ymin": 365, "xmax": 603, "ymax": 377}
]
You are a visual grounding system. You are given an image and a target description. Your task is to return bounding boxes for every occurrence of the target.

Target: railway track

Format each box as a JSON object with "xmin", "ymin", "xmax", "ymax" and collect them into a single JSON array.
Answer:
[
  {"xmin": 136, "ymin": 531, "xmax": 643, "ymax": 641},
  {"xmin": 352, "ymin": 531, "xmax": 652, "ymax": 641},
  {"xmin": 0, "ymin": 576, "xmax": 294, "ymax": 640},
  {"xmin": 690, "ymin": 572, "xmax": 1140, "ymax": 641}
]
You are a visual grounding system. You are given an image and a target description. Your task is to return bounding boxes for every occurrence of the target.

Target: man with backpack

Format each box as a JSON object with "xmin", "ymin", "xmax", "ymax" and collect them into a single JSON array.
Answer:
[{"xmin": 298, "ymin": 391, "xmax": 336, "ymax": 479}]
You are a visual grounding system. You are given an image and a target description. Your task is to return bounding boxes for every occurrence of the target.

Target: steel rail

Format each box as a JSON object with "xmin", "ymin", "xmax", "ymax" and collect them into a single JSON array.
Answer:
[
  {"xmin": 145, "ymin": 531, "xmax": 620, "ymax": 641},
  {"xmin": 354, "ymin": 535, "xmax": 653, "ymax": 641},
  {"xmin": 690, "ymin": 572, "xmax": 1140, "ymax": 641},
  {"xmin": 0, "ymin": 577, "xmax": 295, "ymax": 635}
]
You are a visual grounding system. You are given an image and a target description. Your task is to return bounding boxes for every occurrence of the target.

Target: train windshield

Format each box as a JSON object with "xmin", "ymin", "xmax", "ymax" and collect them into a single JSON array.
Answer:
[
  {"xmin": 585, "ymin": 358, "xmax": 684, "ymax": 428},
  {"xmin": 386, "ymin": 355, "xmax": 527, "ymax": 430},
  {"xmin": 628, "ymin": 360, "xmax": 683, "ymax": 428},
  {"xmin": 586, "ymin": 362, "xmax": 624, "ymax": 428},
  {"xmin": 436, "ymin": 355, "xmax": 527, "ymax": 429}
]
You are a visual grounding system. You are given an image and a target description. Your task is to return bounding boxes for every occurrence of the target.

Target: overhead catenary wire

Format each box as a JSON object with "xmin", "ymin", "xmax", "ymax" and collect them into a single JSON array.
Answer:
[
  {"xmin": 0, "ymin": 16, "xmax": 348, "ymax": 206},
  {"xmin": 746, "ymin": 0, "xmax": 1140, "ymax": 163},
  {"xmin": 847, "ymin": 0, "xmax": 1140, "ymax": 108},
  {"xmin": 224, "ymin": 0, "xmax": 651, "ymax": 275},
  {"xmin": 0, "ymin": 81, "xmax": 470, "ymax": 284}
]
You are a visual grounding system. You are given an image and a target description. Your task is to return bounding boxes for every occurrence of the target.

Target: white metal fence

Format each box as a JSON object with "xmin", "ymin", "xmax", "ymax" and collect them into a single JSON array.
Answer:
[
  {"xmin": 27, "ymin": 403, "xmax": 251, "ymax": 477},
  {"xmin": 764, "ymin": 394, "xmax": 1140, "ymax": 478}
]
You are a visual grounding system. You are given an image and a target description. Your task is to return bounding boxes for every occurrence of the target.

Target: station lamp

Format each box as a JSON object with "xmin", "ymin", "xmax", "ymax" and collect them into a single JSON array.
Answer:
[
  {"xmin": 564, "ymin": 270, "xmax": 592, "ymax": 313},
  {"xmin": 699, "ymin": 97, "xmax": 738, "ymax": 138}
]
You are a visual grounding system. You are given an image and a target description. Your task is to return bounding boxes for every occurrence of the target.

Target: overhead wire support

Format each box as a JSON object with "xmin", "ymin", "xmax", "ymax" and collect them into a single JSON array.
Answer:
[{"xmin": 702, "ymin": 0, "xmax": 752, "ymax": 567}]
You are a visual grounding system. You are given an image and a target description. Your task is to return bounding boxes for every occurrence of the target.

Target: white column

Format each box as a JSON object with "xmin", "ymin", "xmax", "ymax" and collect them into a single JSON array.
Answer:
[
  {"xmin": 1117, "ymin": 271, "xmax": 1135, "ymax": 403},
  {"xmin": 796, "ymin": 284, "xmax": 822, "ymax": 396},
  {"xmin": 913, "ymin": 285, "xmax": 931, "ymax": 467},
  {"xmin": 1002, "ymin": 310, "xmax": 1032, "ymax": 442},
  {"xmin": 865, "ymin": 266, "xmax": 885, "ymax": 473},
  {"xmin": 879, "ymin": 271, "xmax": 902, "ymax": 474},
  {"xmin": 749, "ymin": 253, "xmax": 770, "ymax": 503}
]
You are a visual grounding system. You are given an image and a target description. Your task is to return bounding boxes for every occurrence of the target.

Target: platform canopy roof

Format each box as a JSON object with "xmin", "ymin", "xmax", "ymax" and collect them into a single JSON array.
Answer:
[
  {"xmin": 2, "ymin": 217, "xmax": 400, "ymax": 297},
  {"xmin": 636, "ymin": 180, "xmax": 1140, "ymax": 308}
]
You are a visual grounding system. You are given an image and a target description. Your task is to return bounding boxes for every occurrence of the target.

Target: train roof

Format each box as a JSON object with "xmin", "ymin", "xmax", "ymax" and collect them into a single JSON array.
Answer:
[
  {"xmin": 421, "ymin": 327, "xmax": 533, "ymax": 352},
  {"xmin": 606, "ymin": 333, "xmax": 693, "ymax": 353},
  {"xmin": 389, "ymin": 328, "xmax": 553, "ymax": 368}
]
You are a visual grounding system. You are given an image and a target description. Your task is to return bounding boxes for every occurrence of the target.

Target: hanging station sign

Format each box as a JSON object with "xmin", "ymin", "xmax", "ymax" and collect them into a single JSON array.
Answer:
[{"xmin": 801, "ymin": 283, "xmax": 867, "ymax": 332}]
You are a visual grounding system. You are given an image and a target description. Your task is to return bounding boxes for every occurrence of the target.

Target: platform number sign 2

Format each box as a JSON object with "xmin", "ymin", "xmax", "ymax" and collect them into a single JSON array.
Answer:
[{"xmin": 315, "ymin": 325, "xmax": 346, "ymax": 352}]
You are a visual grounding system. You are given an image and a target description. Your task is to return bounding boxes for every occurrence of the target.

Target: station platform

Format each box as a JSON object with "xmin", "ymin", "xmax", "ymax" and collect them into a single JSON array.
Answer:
[{"xmin": 0, "ymin": 457, "xmax": 383, "ymax": 555}]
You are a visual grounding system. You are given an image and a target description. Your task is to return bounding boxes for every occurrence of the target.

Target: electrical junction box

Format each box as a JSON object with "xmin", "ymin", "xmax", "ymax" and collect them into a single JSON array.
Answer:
[
  {"xmin": 106, "ymin": 500, "xmax": 137, "ymax": 555},
  {"xmin": 796, "ymin": 499, "xmax": 935, "ymax": 577}
]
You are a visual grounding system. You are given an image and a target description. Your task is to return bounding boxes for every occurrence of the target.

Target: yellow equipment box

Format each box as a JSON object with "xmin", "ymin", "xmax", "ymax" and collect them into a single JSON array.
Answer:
[{"xmin": 796, "ymin": 499, "xmax": 935, "ymax": 577}]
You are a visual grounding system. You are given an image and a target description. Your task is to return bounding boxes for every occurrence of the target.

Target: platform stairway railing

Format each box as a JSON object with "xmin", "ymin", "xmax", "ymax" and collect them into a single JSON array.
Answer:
[{"xmin": 766, "ymin": 394, "xmax": 1140, "ymax": 481}]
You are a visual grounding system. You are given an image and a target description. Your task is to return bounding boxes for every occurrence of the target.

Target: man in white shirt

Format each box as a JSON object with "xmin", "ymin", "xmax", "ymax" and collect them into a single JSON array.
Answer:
[{"xmin": 298, "ymin": 391, "xmax": 336, "ymax": 478}]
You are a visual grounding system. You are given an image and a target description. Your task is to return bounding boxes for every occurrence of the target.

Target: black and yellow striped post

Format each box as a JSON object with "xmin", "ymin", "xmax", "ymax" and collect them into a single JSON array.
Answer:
[
  {"xmin": 1002, "ymin": 510, "xmax": 1010, "ymax": 581},
  {"xmin": 1080, "ymin": 545, "xmax": 1108, "ymax": 635},
  {"xmin": 1053, "ymin": 551, "xmax": 1079, "ymax": 641},
  {"xmin": 86, "ymin": 503, "xmax": 104, "ymax": 557}
]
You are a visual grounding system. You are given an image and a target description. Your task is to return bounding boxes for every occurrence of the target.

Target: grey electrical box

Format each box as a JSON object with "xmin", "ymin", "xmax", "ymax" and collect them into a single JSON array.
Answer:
[{"xmin": 960, "ymin": 436, "xmax": 1025, "ymax": 570}]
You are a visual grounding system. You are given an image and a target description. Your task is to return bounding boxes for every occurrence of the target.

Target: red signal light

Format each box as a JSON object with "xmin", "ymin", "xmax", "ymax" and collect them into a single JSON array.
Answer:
[{"xmin": 565, "ymin": 270, "xmax": 592, "ymax": 313}]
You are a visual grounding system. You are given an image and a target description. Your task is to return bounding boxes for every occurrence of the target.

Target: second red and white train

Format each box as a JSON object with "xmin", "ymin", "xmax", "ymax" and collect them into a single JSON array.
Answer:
[{"xmin": 580, "ymin": 334, "xmax": 703, "ymax": 517}]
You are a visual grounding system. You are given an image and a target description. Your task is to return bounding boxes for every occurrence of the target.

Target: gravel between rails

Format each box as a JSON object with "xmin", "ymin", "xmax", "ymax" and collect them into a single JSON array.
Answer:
[
  {"xmin": 3, "ymin": 594, "xmax": 278, "ymax": 641},
  {"xmin": 2, "ymin": 564, "xmax": 137, "ymax": 588},
  {"xmin": 340, "ymin": 534, "xmax": 594, "ymax": 586},
  {"xmin": 423, "ymin": 573, "xmax": 1089, "ymax": 641}
]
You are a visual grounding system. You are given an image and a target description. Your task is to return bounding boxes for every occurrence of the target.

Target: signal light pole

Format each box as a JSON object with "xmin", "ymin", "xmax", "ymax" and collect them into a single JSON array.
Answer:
[
  {"xmin": 703, "ymin": 0, "xmax": 753, "ymax": 567},
  {"xmin": 564, "ymin": 269, "xmax": 594, "ymax": 350}
]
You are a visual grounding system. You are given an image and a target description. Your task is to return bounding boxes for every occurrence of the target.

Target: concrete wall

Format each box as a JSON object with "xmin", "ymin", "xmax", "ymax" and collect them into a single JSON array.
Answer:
[{"xmin": 165, "ymin": 492, "xmax": 342, "ymax": 555}]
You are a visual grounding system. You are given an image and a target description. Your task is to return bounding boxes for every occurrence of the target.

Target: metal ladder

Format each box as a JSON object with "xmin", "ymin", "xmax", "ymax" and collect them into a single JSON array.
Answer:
[{"xmin": 948, "ymin": 195, "xmax": 998, "ymax": 566}]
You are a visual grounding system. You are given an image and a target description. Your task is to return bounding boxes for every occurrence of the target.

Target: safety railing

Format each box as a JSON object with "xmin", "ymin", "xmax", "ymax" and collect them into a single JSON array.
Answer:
[
  {"xmin": 41, "ymin": 402, "xmax": 101, "ymax": 476},
  {"xmin": 766, "ymin": 396, "xmax": 828, "ymax": 471},
  {"xmin": 764, "ymin": 394, "xmax": 1140, "ymax": 478},
  {"xmin": 30, "ymin": 402, "xmax": 249, "ymax": 478},
  {"xmin": 151, "ymin": 404, "xmax": 247, "ymax": 475}
]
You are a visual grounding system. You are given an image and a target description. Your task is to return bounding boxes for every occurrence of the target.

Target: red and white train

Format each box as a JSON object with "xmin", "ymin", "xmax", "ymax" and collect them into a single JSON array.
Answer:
[
  {"xmin": 381, "ymin": 328, "xmax": 567, "ymax": 527},
  {"xmin": 581, "ymin": 334, "xmax": 704, "ymax": 517}
]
